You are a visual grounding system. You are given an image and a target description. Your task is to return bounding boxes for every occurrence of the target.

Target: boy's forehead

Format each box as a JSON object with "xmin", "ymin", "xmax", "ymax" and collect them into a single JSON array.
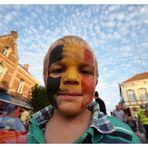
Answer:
[
  {"xmin": 49, "ymin": 42, "xmax": 94, "ymax": 63},
  {"xmin": 62, "ymin": 43, "xmax": 84, "ymax": 59}
]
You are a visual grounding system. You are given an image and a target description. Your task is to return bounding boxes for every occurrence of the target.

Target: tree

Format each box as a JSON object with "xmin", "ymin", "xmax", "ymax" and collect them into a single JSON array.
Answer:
[{"xmin": 30, "ymin": 84, "xmax": 49, "ymax": 113}]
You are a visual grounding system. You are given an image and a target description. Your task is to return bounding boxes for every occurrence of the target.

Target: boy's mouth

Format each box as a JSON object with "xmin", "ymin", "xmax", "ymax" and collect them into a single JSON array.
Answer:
[{"xmin": 57, "ymin": 90, "xmax": 82, "ymax": 100}]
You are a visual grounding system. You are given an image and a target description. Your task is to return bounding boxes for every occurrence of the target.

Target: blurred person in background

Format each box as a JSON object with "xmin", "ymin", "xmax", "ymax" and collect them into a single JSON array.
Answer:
[
  {"xmin": 138, "ymin": 103, "xmax": 148, "ymax": 142},
  {"xmin": 124, "ymin": 107, "xmax": 137, "ymax": 132},
  {"xmin": 138, "ymin": 105, "xmax": 145, "ymax": 133},
  {"xmin": 94, "ymin": 91, "xmax": 107, "ymax": 115},
  {"xmin": 112, "ymin": 104, "xmax": 126, "ymax": 122},
  {"xmin": 20, "ymin": 108, "xmax": 30, "ymax": 129}
]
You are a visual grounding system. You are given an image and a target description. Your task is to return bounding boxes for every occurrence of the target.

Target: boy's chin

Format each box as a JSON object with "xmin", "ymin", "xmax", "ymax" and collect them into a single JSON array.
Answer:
[{"xmin": 57, "ymin": 105, "xmax": 83, "ymax": 116}]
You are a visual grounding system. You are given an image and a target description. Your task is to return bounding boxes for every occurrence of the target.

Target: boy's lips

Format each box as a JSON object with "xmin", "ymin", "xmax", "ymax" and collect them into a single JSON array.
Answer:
[{"xmin": 57, "ymin": 91, "xmax": 82, "ymax": 100}]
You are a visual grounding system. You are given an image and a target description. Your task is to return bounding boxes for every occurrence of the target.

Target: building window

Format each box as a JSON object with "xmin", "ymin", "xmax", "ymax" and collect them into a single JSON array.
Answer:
[
  {"xmin": 139, "ymin": 88, "xmax": 148, "ymax": 100},
  {"xmin": 0, "ymin": 63, "xmax": 5, "ymax": 79},
  {"xmin": 2, "ymin": 46, "xmax": 9, "ymax": 56},
  {"xmin": 127, "ymin": 90, "xmax": 137, "ymax": 101},
  {"xmin": 17, "ymin": 80, "xmax": 24, "ymax": 94}
]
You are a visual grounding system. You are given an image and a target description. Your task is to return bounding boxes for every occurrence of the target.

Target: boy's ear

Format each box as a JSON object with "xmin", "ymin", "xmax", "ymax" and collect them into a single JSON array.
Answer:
[{"xmin": 96, "ymin": 80, "xmax": 98, "ymax": 85}]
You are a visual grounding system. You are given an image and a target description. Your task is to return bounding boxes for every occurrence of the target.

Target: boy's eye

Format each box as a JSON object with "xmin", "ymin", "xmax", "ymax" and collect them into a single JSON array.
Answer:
[
  {"xmin": 49, "ymin": 68, "xmax": 64, "ymax": 74},
  {"xmin": 49, "ymin": 64, "xmax": 65, "ymax": 78},
  {"xmin": 80, "ymin": 70, "xmax": 91, "ymax": 75},
  {"xmin": 80, "ymin": 68, "xmax": 94, "ymax": 76}
]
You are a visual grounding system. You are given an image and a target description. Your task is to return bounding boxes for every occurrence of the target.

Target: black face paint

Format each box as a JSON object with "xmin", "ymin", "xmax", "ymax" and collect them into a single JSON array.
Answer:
[
  {"xmin": 46, "ymin": 45, "xmax": 64, "ymax": 107},
  {"xmin": 46, "ymin": 77, "xmax": 61, "ymax": 108},
  {"xmin": 49, "ymin": 45, "xmax": 64, "ymax": 66}
]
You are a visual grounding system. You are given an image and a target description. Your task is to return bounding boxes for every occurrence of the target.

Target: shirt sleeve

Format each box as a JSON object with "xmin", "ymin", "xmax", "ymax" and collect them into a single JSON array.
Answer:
[{"xmin": 26, "ymin": 132, "xmax": 38, "ymax": 143}]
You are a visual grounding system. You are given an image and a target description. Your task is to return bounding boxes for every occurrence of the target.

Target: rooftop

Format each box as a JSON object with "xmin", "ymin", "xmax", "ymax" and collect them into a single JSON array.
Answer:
[{"xmin": 123, "ymin": 72, "xmax": 148, "ymax": 83}]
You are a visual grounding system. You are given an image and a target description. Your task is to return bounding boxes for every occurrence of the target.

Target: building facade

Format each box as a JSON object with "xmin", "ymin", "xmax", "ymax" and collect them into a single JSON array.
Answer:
[
  {"xmin": 119, "ymin": 72, "xmax": 148, "ymax": 118},
  {"xmin": 0, "ymin": 31, "xmax": 38, "ymax": 114}
]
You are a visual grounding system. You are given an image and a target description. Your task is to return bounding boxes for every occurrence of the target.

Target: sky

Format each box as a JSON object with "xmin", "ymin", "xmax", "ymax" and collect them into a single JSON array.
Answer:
[{"xmin": 0, "ymin": 4, "xmax": 148, "ymax": 112}]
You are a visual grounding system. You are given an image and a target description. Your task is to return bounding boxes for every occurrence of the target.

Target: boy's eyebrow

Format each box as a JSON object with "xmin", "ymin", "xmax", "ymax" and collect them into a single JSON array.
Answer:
[
  {"xmin": 48, "ymin": 61, "xmax": 64, "ymax": 69},
  {"xmin": 49, "ymin": 61, "xmax": 94, "ymax": 68},
  {"xmin": 79, "ymin": 63, "xmax": 95, "ymax": 71}
]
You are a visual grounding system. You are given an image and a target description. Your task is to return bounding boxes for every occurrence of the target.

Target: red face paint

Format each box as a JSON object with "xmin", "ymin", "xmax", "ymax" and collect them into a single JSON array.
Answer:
[
  {"xmin": 81, "ymin": 76, "xmax": 95, "ymax": 109},
  {"xmin": 84, "ymin": 47, "xmax": 94, "ymax": 64},
  {"xmin": 81, "ymin": 48, "xmax": 95, "ymax": 109}
]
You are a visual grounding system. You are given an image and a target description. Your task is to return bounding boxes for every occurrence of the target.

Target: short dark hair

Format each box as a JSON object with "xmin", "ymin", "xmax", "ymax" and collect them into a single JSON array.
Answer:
[{"xmin": 95, "ymin": 91, "xmax": 99, "ymax": 97}]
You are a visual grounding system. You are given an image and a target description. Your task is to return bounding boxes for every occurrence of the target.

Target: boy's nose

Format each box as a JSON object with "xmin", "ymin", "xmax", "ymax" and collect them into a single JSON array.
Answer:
[{"xmin": 62, "ymin": 68, "xmax": 80, "ymax": 85}]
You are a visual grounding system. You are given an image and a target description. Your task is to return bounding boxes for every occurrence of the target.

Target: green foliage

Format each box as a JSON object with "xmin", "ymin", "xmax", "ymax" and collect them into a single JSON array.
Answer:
[{"xmin": 30, "ymin": 84, "xmax": 49, "ymax": 113}]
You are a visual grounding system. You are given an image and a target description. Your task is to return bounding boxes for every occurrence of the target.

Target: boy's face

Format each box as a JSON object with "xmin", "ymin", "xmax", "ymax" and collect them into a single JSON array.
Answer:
[{"xmin": 47, "ymin": 43, "xmax": 97, "ymax": 116}]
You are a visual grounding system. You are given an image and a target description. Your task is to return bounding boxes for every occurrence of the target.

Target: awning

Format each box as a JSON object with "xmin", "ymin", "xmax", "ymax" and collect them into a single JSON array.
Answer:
[{"xmin": 0, "ymin": 92, "xmax": 32, "ymax": 109}]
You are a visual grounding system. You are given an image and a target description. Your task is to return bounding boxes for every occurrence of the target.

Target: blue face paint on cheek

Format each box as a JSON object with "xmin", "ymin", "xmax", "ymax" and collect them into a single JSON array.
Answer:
[{"xmin": 46, "ymin": 76, "xmax": 61, "ymax": 107}]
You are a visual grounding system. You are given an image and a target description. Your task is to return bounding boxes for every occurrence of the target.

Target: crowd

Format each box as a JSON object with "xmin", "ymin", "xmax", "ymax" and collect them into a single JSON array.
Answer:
[
  {"xmin": 111, "ymin": 102, "xmax": 148, "ymax": 142},
  {"xmin": 94, "ymin": 90, "xmax": 148, "ymax": 143}
]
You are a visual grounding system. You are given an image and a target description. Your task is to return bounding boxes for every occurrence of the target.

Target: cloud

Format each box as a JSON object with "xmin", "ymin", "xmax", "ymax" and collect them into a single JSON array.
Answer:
[
  {"xmin": 116, "ymin": 13, "xmax": 125, "ymax": 21},
  {"xmin": 140, "ymin": 5, "xmax": 148, "ymax": 14},
  {"xmin": 144, "ymin": 18, "xmax": 148, "ymax": 24},
  {"xmin": 108, "ymin": 5, "xmax": 120, "ymax": 12}
]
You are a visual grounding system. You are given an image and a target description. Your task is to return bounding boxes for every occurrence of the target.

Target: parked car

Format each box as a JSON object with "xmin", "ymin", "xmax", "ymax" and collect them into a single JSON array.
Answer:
[{"xmin": 0, "ymin": 116, "xmax": 28, "ymax": 143}]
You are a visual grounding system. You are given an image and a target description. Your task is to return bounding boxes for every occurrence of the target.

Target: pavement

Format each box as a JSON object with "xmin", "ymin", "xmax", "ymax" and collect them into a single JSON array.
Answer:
[{"xmin": 135, "ymin": 131, "xmax": 148, "ymax": 143}]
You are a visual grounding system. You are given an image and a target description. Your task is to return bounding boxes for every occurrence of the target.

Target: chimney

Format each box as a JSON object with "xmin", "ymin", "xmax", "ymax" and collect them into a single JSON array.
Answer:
[
  {"xmin": 23, "ymin": 64, "xmax": 29, "ymax": 71},
  {"xmin": 10, "ymin": 31, "xmax": 18, "ymax": 39}
]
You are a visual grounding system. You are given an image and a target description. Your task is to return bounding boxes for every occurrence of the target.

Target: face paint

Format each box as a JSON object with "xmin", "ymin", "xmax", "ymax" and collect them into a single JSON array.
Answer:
[
  {"xmin": 84, "ymin": 47, "xmax": 94, "ymax": 64},
  {"xmin": 81, "ymin": 48, "xmax": 95, "ymax": 109},
  {"xmin": 58, "ymin": 46, "xmax": 95, "ymax": 111},
  {"xmin": 46, "ymin": 38, "xmax": 96, "ymax": 115},
  {"xmin": 81, "ymin": 76, "xmax": 95, "ymax": 109},
  {"xmin": 46, "ymin": 77, "xmax": 61, "ymax": 107},
  {"xmin": 59, "ymin": 43, "xmax": 84, "ymax": 94},
  {"xmin": 47, "ymin": 45, "xmax": 64, "ymax": 107},
  {"xmin": 49, "ymin": 45, "xmax": 64, "ymax": 66}
]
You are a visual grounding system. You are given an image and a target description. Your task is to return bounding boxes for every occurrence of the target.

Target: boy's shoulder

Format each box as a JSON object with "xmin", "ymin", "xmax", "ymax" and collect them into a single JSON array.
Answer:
[
  {"xmin": 29, "ymin": 105, "xmax": 53, "ymax": 125},
  {"xmin": 107, "ymin": 115, "xmax": 131, "ymax": 130},
  {"xmin": 103, "ymin": 115, "xmax": 141, "ymax": 143}
]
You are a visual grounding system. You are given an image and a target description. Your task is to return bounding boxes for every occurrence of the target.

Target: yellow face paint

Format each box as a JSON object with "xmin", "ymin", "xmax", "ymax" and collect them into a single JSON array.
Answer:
[{"xmin": 59, "ymin": 43, "xmax": 84, "ymax": 93}]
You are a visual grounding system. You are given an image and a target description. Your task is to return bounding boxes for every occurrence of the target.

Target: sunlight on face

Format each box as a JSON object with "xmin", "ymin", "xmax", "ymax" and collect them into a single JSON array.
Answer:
[{"xmin": 47, "ymin": 37, "xmax": 97, "ymax": 115}]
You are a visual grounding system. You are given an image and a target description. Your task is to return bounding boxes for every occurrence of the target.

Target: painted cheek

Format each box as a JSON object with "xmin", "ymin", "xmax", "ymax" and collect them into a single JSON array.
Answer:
[
  {"xmin": 47, "ymin": 45, "xmax": 64, "ymax": 107},
  {"xmin": 81, "ymin": 48, "xmax": 95, "ymax": 109},
  {"xmin": 81, "ymin": 76, "xmax": 95, "ymax": 109},
  {"xmin": 46, "ymin": 77, "xmax": 61, "ymax": 107}
]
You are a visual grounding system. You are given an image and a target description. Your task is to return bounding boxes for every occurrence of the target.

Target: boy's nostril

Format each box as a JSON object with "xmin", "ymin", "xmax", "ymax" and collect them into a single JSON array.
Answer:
[{"xmin": 63, "ymin": 80, "xmax": 79, "ymax": 85}]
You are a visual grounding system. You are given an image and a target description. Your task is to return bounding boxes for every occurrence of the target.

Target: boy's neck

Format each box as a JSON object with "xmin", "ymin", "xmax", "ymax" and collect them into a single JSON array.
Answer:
[
  {"xmin": 53, "ymin": 108, "xmax": 92, "ymax": 123},
  {"xmin": 45, "ymin": 108, "xmax": 92, "ymax": 143}
]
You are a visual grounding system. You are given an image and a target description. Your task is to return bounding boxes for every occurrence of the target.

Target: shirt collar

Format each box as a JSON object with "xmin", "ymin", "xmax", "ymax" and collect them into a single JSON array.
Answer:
[
  {"xmin": 88, "ymin": 101, "xmax": 115, "ymax": 134},
  {"xmin": 30, "ymin": 101, "xmax": 115, "ymax": 134}
]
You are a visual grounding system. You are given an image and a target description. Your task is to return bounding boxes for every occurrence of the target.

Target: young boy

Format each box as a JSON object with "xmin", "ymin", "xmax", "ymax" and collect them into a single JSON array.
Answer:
[{"xmin": 27, "ymin": 36, "xmax": 141, "ymax": 143}]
